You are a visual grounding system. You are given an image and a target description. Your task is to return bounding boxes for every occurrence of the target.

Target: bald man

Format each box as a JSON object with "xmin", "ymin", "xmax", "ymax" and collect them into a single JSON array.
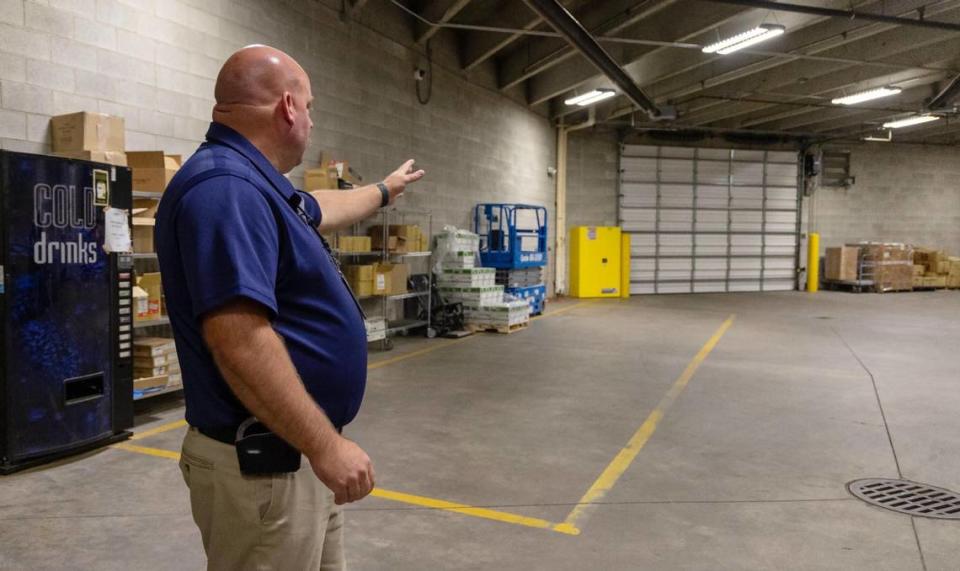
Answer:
[{"xmin": 155, "ymin": 45, "xmax": 424, "ymax": 570}]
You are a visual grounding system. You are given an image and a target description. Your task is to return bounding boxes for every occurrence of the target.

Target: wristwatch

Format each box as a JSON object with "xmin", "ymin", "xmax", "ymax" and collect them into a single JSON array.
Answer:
[{"xmin": 377, "ymin": 182, "xmax": 390, "ymax": 208}]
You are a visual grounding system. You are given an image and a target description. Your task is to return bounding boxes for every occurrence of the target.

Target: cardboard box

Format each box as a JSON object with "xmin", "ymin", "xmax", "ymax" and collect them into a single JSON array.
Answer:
[
  {"xmin": 53, "ymin": 150, "xmax": 128, "ymax": 167},
  {"xmin": 127, "ymin": 151, "xmax": 182, "ymax": 193},
  {"xmin": 133, "ymin": 337, "xmax": 175, "ymax": 357},
  {"xmin": 167, "ymin": 373, "xmax": 183, "ymax": 389},
  {"xmin": 132, "ymin": 218, "xmax": 155, "ymax": 254},
  {"xmin": 304, "ymin": 167, "xmax": 340, "ymax": 190},
  {"xmin": 853, "ymin": 242, "xmax": 913, "ymax": 292},
  {"xmin": 137, "ymin": 273, "xmax": 163, "ymax": 318},
  {"xmin": 134, "ymin": 375, "xmax": 168, "ymax": 393},
  {"xmin": 134, "ymin": 365, "xmax": 168, "ymax": 378},
  {"xmin": 374, "ymin": 263, "xmax": 409, "ymax": 295},
  {"xmin": 51, "ymin": 112, "xmax": 125, "ymax": 152},
  {"xmin": 369, "ymin": 224, "xmax": 423, "ymax": 253},
  {"xmin": 370, "ymin": 234, "xmax": 400, "ymax": 252},
  {"xmin": 343, "ymin": 264, "xmax": 375, "ymax": 297},
  {"xmin": 825, "ymin": 246, "xmax": 859, "ymax": 281},
  {"xmin": 339, "ymin": 236, "xmax": 372, "ymax": 253},
  {"xmin": 135, "ymin": 354, "xmax": 168, "ymax": 369}
]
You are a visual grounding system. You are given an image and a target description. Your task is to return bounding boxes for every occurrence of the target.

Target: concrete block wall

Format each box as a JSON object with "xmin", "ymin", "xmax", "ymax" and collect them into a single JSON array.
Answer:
[
  {"xmin": 0, "ymin": 0, "xmax": 558, "ymax": 291},
  {"xmin": 812, "ymin": 143, "xmax": 960, "ymax": 255},
  {"xmin": 566, "ymin": 129, "xmax": 619, "ymax": 229}
]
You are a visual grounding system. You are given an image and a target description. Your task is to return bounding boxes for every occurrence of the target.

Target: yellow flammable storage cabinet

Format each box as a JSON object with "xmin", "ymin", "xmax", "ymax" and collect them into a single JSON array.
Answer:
[{"xmin": 570, "ymin": 226, "xmax": 621, "ymax": 298}]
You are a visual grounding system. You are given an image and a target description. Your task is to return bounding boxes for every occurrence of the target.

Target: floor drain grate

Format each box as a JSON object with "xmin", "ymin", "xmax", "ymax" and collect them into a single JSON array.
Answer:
[{"xmin": 848, "ymin": 478, "xmax": 960, "ymax": 519}]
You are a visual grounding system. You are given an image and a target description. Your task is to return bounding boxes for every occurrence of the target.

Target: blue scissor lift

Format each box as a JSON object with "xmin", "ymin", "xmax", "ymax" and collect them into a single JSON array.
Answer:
[{"xmin": 474, "ymin": 203, "xmax": 548, "ymax": 315}]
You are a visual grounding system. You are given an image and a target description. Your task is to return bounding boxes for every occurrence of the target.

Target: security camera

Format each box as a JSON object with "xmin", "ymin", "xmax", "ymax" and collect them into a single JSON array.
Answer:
[
  {"xmin": 414, "ymin": 68, "xmax": 427, "ymax": 81},
  {"xmin": 546, "ymin": 166, "xmax": 558, "ymax": 177}
]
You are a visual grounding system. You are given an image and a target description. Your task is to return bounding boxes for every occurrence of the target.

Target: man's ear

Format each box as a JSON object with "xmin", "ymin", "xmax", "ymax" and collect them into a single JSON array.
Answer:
[{"xmin": 281, "ymin": 92, "xmax": 296, "ymax": 125}]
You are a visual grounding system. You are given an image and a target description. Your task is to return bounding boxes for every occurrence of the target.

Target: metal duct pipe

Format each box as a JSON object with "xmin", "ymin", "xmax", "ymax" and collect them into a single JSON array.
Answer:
[
  {"xmin": 928, "ymin": 75, "xmax": 960, "ymax": 109},
  {"xmin": 522, "ymin": 0, "xmax": 663, "ymax": 119},
  {"xmin": 702, "ymin": 0, "xmax": 960, "ymax": 33}
]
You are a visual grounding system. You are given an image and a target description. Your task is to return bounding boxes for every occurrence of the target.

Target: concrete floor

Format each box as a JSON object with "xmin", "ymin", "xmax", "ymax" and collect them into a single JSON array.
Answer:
[{"xmin": 2, "ymin": 291, "xmax": 960, "ymax": 570}]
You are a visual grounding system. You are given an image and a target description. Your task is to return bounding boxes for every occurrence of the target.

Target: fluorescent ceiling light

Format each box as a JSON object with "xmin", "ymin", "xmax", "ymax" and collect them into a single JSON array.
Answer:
[
  {"xmin": 702, "ymin": 24, "xmax": 786, "ymax": 55},
  {"xmin": 832, "ymin": 87, "xmax": 902, "ymax": 106},
  {"xmin": 564, "ymin": 89, "xmax": 617, "ymax": 107},
  {"xmin": 882, "ymin": 115, "xmax": 940, "ymax": 129}
]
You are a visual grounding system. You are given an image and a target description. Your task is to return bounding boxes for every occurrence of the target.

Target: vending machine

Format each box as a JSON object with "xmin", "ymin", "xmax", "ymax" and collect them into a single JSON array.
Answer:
[{"xmin": 1, "ymin": 151, "xmax": 134, "ymax": 473}]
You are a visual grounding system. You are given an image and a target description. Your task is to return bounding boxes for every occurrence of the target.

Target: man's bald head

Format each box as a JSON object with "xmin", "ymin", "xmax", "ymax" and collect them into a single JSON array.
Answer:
[
  {"xmin": 215, "ymin": 45, "xmax": 307, "ymax": 107},
  {"xmin": 212, "ymin": 45, "xmax": 314, "ymax": 174}
]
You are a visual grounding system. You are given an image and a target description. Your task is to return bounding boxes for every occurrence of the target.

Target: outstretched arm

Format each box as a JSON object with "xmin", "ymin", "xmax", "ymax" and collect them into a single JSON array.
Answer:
[{"xmin": 312, "ymin": 160, "xmax": 425, "ymax": 232}]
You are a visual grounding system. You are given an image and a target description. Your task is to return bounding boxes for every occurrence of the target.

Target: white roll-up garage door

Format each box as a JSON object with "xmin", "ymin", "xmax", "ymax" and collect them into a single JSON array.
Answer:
[{"xmin": 619, "ymin": 145, "xmax": 800, "ymax": 294}]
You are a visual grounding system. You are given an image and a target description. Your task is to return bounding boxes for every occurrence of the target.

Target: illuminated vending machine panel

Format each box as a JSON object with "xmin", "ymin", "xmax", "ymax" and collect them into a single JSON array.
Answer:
[
  {"xmin": 569, "ymin": 226, "xmax": 622, "ymax": 298},
  {"xmin": 1, "ymin": 151, "xmax": 133, "ymax": 474}
]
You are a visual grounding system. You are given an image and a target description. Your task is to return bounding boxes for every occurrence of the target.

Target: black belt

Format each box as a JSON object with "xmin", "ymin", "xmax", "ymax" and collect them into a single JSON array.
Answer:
[{"xmin": 197, "ymin": 424, "xmax": 342, "ymax": 445}]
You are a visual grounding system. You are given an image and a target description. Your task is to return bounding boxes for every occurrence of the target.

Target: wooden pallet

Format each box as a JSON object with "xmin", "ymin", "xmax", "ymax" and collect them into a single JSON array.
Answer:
[{"xmin": 467, "ymin": 322, "xmax": 529, "ymax": 334}]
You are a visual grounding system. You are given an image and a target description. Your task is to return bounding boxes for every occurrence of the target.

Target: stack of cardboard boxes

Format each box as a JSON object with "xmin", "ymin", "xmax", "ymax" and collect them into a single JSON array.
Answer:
[
  {"xmin": 304, "ymin": 156, "xmax": 361, "ymax": 190},
  {"xmin": 856, "ymin": 242, "xmax": 914, "ymax": 292},
  {"xmin": 368, "ymin": 225, "xmax": 428, "ymax": 254},
  {"xmin": 51, "ymin": 112, "xmax": 126, "ymax": 166},
  {"xmin": 132, "ymin": 337, "xmax": 179, "ymax": 395},
  {"xmin": 342, "ymin": 263, "xmax": 409, "ymax": 297},
  {"xmin": 129, "ymin": 151, "xmax": 181, "ymax": 253},
  {"xmin": 913, "ymin": 248, "xmax": 960, "ymax": 289}
]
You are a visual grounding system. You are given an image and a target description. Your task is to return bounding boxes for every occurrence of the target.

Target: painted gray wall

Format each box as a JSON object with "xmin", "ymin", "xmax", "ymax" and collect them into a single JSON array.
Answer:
[
  {"xmin": 0, "ymin": 0, "xmax": 557, "ymax": 290},
  {"xmin": 811, "ymin": 143, "xmax": 960, "ymax": 254}
]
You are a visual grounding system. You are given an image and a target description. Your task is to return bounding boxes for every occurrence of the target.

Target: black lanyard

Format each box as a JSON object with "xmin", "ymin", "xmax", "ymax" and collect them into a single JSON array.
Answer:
[{"xmin": 285, "ymin": 193, "xmax": 367, "ymax": 321}]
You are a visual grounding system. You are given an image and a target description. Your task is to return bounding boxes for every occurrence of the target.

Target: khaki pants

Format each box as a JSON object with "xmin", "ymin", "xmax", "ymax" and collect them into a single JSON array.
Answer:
[{"xmin": 180, "ymin": 428, "xmax": 346, "ymax": 571}]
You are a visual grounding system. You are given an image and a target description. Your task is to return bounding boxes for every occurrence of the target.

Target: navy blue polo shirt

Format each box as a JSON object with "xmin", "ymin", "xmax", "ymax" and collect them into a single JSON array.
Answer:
[{"xmin": 155, "ymin": 122, "xmax": 367, "ymax": 431}]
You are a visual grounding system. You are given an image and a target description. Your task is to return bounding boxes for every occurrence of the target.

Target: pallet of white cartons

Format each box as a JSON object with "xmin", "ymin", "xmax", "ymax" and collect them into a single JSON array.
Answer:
[
  {"xmin": 438, "ymin": 285, "xmax": 504, "ymax": 306},
  {"xmin": 437, "ymin": 268, "xmax": 496, "ymax": 288},
  {"xmin": 467, "ymin": 321, "xmax": 529, "ymax": 334}
]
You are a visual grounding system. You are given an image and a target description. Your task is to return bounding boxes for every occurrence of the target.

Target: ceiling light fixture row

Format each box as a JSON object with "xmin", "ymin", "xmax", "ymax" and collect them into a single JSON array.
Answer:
[
  {"xmin": 702, "ymin": 24, "xmax": 785, "ymax": 55},
  {"xmin": 883, "ymin": 115, "xmax": 941, "ymax": 129},
  {"xmin": 564, "ymin": 89, "xmax": 617, "ymax": 107},
  {"xmin": 832, "ymin": 86, "xmax": 902, "ymax": 105}
]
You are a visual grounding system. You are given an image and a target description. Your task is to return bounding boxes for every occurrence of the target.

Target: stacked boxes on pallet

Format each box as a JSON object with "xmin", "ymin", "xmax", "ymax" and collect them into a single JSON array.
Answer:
[
  {"xmin": 855, "ymin": 242, "xmax": 914, "ymax": 292},
  {"xmin": 461, "ymin": 299, "xmax": 531, "ymax": 330},
  {"xmin": 434, "ymin": 227, "xmax": 528, "ymax": 331},
  {"xmin": 914, "ymin": 248, "xmax": 959, "ymax": 289},
  {"xmin": 132, "ymin": 338, "xmax": 179, "ymax": 397}
]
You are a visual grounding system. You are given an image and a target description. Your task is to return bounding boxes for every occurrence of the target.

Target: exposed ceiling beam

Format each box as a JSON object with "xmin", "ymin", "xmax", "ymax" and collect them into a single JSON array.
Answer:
[
  {"xmin": 678, "ymin": 27, "xmax": 960, "ymax": 126},
  {"xmin": 523, "ymin": 0, "xmax": 662, "ymax": 117},
  {"xmin": 498, "ymin": 0, "xmax": 674, "ymax": 91},
  {"xmin": 592, "ymin": 0, "xmax": 956, "ymax": 124},
  {"xmin": 461, "ymin": 3, "xmax": 543, "ymax": 70},
  {"xmin": 753, "ymin": 82, "xmax": 942, "ymax": 132},
  {"xmin": 928, "ymin": 74, "xmax": 960, "ymax": 110},
  {"xmin": 702, "ymin": 0, "xmax": 960, "ymax": 33},
  {"xmin": 550, "ymin": 0, "xmax": 899, "ymax": 119},
  {"xmin": 530, "ymin": 0, "xmax": 751, "ymax": 106},
  {"xmin": 415, "ymin": 0, "xmax": 474, "ymax": 45}
]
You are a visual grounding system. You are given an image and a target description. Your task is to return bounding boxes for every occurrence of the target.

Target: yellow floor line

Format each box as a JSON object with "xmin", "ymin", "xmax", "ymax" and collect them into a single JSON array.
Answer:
[
  {"xmin": 367, "ymin": 337, "xmax": 474, "ymax": 370},
  {"xmin": 114, "ymin": 442, "xmax": 183, "ymax": 460},
  {"xmin": 370, "ymin": 489, "xmax": 576, "ymax": 535},
  {"xmin": 117, "ymin": 298, "xmax": 609, "ymax": 535},
  {"xmin": 129, "ymin": 419, "xmax": 188, "ymax": 441},
  {"xmin": 112, "ymin": 443, "xmax": 574, "ymax": 535},
  {"xmin": 559, "ymin": 314, "xmax": 736, "ymax": 532},
  {"xmin": 367, "ymin": 299, "xmax": 597, "ymax": 370}
]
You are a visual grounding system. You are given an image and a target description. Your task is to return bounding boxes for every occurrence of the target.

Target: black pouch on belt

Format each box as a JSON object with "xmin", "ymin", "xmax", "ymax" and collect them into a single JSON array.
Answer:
[{"xmin": 235, "ymin": 418, "xmax": 302, "ymax": 474}]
